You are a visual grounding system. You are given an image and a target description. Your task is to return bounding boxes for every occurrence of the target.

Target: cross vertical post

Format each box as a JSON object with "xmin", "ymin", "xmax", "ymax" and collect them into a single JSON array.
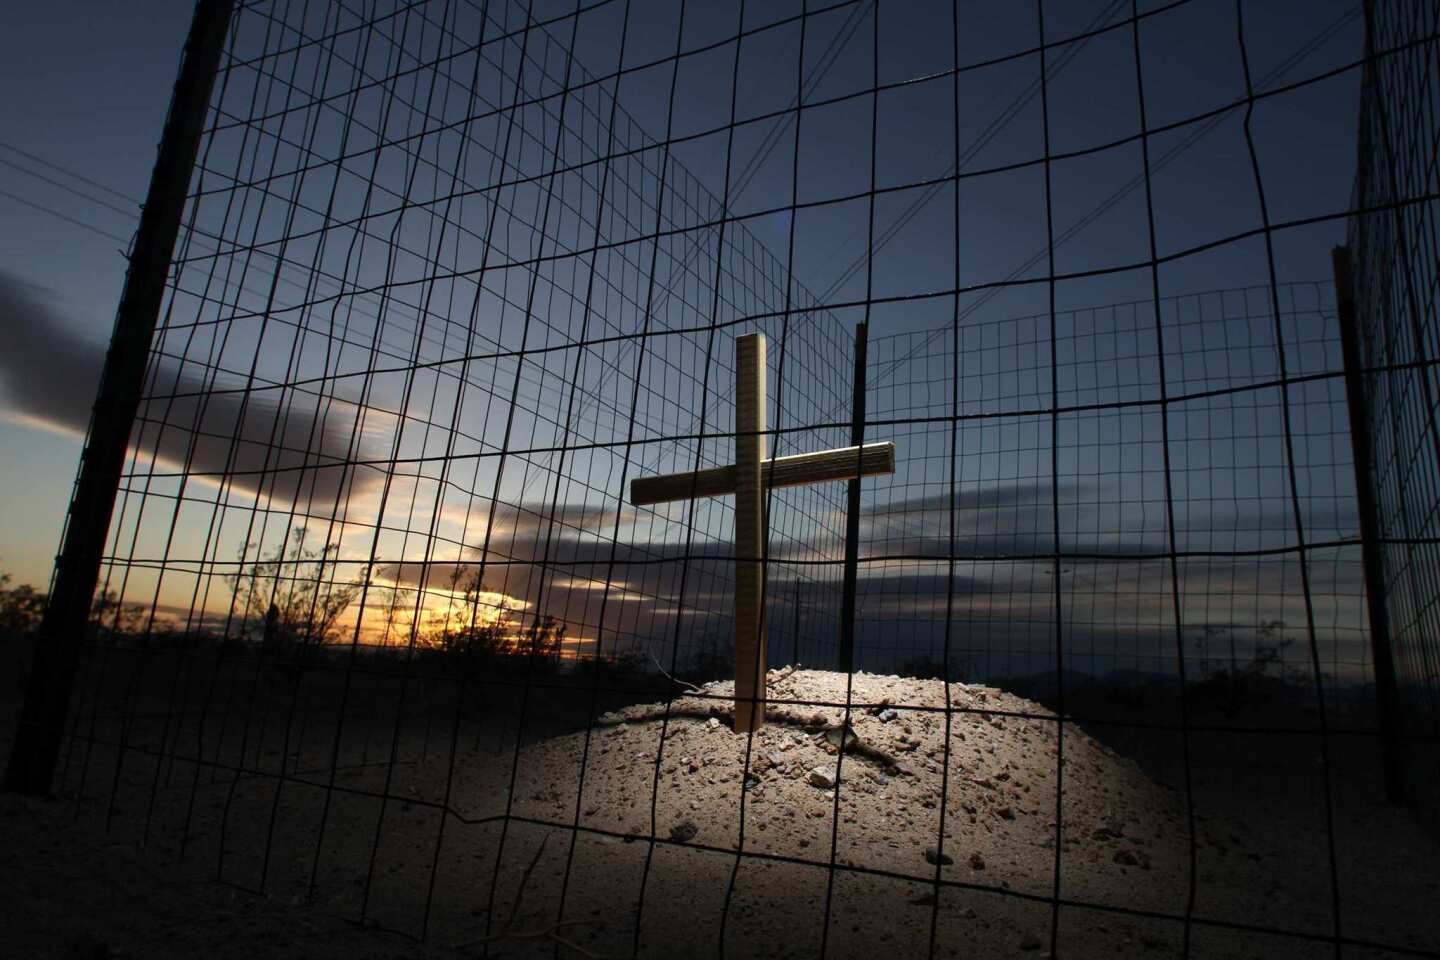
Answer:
[{"xmin": 733, "ymin": 333, "xmax": 767, "ymax": 732}]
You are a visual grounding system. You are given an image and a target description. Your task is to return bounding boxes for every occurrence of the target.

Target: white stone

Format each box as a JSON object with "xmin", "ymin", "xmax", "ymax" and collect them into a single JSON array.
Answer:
[{"xmin": 808, "ymin": 765, "xmax": 838, "ymax": 789}]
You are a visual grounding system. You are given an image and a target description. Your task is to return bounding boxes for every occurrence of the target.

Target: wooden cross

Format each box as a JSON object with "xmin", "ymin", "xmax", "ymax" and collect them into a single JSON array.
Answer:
[{"xmin": 631, "ymin": 333, "xmax": 895, "ymax": 731}]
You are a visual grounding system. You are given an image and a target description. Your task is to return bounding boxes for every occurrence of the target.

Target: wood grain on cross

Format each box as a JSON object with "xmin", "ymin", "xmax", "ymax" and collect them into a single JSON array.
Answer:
[{"xmin": 631, "ymin": 333, "xmax": 895, "ymax": 732}]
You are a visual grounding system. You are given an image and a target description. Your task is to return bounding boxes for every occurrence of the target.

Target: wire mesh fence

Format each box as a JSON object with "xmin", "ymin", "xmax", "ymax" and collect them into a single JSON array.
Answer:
[
  {"xmin": 1347, "ymin": 0, "xmax": 1440, "ymax": 836},
  {"xmin": 855, "ymin": 282, "xmax": 1374, "ymax": 690},
  {"xmin": 7, "ymin": 0, "xmax": 1440, "ymax": 957}
]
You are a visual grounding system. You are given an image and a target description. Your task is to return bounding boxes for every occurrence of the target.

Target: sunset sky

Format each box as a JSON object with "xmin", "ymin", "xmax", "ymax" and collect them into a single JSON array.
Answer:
[
  {"xmin": 0, "ymin": 0, "xmax": 1379, "ymax": 682},
  {"xmin": 1, "ymin": 3, "xmax": 194, "ymax": 586}
]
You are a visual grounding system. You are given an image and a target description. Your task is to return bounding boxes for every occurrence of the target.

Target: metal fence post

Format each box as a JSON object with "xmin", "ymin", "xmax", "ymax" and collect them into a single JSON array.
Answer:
[
  {"xmin": 791, "ymin": 576, "xmax": 802, "ymax": 667},
  {"xmin": 1332, "ymin": 244, "xmax": 1404, "ymax": 804},
  {"xmin": 4, "ymin": 0, "xmax": 234, "ymax": 795},
  {"xmin": 839, "ymin": 322, "xmax": 868, "ymax": 674}
]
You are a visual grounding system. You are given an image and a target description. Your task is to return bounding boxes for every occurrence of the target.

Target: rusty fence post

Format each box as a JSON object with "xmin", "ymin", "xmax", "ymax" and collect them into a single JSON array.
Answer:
[{"xmin": 5, "ymin": 0, "xmax": 234, "ymax": 795}]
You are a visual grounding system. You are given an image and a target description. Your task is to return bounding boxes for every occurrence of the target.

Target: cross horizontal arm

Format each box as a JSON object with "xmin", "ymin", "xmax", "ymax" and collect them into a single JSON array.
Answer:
[{"xmin": 630, "ymin": 441, "xmax": 894, "ymax": 506}]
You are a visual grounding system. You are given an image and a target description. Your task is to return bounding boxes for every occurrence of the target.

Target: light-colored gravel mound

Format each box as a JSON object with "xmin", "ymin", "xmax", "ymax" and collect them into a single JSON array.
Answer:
[
  {"xmin": 510, "ymin": 669, "xmax": 1181, "ymax": 895},
  {"xmin": 10, "ymin": 667, "xmax": 1439, "ymax": 958},
  {"xmin": 470, "ymin": 669, "xmax": 1210, "ymax": 957}
]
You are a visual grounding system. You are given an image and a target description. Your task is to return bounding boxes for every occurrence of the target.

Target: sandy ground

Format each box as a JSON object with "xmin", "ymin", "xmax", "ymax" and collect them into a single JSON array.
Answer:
[{"xmin": 2, "ymin": 660, "xmax": 1438, "ymax": 958}]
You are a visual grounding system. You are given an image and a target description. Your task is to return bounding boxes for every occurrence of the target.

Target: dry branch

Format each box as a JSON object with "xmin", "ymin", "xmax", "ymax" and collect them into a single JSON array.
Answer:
[
  {"xmin": 455, "ymin": 833, "xmax": 618, "ymax": 959},
  {"xmin": 649, "ymin": 653, "xmax": 702, "ymax": 694}
]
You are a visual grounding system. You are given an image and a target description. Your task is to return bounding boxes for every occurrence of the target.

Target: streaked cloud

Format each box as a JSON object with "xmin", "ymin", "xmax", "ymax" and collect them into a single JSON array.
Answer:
[{"xmin": 0, "ymin": 272, "xmax": 384, "ymax": 508}]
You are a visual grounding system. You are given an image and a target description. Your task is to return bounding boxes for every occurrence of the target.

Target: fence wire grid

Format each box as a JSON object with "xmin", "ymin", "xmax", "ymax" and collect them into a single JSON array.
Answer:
[
  {"xmin": 14, "ymin": 0, "xmax": 1440, "ymax": 958},
  {"xmin": 1347, "ymin": 0, "xmax": 1440, "ymax": 836}
]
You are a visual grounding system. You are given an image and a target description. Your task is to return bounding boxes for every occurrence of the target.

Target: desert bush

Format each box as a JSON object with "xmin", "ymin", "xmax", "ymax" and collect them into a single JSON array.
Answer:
[
  {"xmin": 225, "ymin": 526, "xmax": 361, "ymax": 665},
  {"xmin": 2, "ymin": 571, "xmax": 45, "ymax": 697},
  {"xmin": 1186, "ymin": 620, "xmax": 1319, "ymax": 715},
  {"xmin": 898, "ymin": 654, "xmax": 973, "ymax": 683},
  {"xmin": 0, "ymin": 573, "xmax": 45, "ymax": 639},
  {"xmin": 413, "ymin": 562, "xmax": 573, "ymax": 679},
  {"xmin": 570, "ymin": 648, "xmax": 657, "ymax": 690},
  {"xmin": 684, "ymin": 631, "xmax": 734, "ymax": 685}
]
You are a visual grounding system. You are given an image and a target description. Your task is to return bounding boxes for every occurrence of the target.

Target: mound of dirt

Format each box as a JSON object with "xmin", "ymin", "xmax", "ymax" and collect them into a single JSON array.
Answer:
[
  {"xmin": 6, "ymin": 667, "xmax": 1438, "ymax": 959},
  {"xmin": 460, "ymin": 669, "xmax": 1208, "ymax": 958},
  {"xmin": 508, "ymin": 669, "xmax": 1181, "ymax": 894}
]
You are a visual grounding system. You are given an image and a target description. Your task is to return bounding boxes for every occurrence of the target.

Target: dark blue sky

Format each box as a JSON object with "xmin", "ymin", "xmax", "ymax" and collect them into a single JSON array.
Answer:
[
  {"xmin": 0, "ymin": 0, "xmax": 1377, "ymax": 682},
  {"xmin": 0, "ymin": 2, "xmax": 193, "ymax": 583}
]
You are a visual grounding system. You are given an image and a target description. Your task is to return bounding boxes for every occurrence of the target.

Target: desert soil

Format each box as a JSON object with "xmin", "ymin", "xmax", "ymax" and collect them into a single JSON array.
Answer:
[{"xmin": 3, "ymin": 666, "xmax": 1438, "ymax": 959}]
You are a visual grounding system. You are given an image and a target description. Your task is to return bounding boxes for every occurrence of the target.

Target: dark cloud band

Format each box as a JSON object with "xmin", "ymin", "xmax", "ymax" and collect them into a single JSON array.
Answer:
[{"xmin": 0, "ymin": 273, "xmax": 381, "ymax": 508}]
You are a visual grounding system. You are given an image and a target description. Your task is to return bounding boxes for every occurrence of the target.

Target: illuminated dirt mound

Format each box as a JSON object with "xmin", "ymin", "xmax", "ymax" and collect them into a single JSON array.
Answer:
[
  {"xmin": 9, "ymin": 669, "xmax": 1438, "ymax": 958},
  {"xmin": 507, "ymin": 669, "xmax": 1185, "ymax": 902},
  {"xmin": 453, "ymin": 670, "xmax": 1332, "ymax": 958}
]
